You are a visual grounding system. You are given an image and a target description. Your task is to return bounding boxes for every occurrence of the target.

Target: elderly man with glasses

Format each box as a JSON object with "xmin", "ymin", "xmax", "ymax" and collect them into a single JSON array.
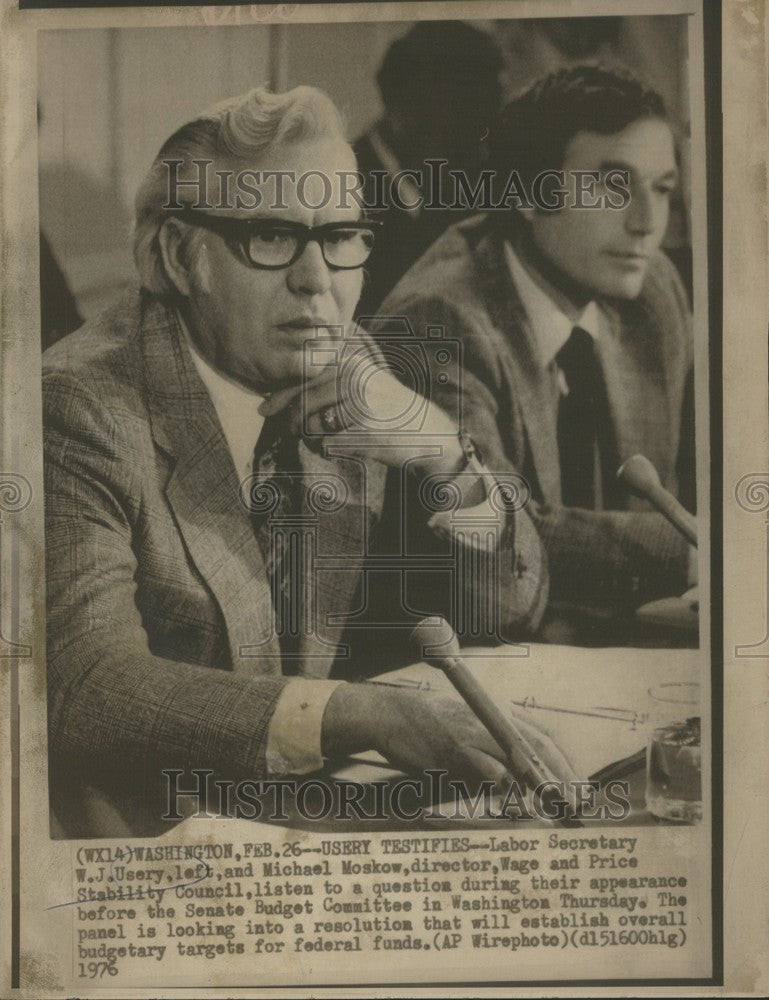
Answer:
[{"xmin": 43, "ymin": 86, "xmax": 572, "ymax": 838}]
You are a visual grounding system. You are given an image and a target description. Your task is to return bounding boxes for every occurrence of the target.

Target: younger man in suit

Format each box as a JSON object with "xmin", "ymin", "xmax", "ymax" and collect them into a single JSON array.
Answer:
[{"xmin": 378, "ymin": 66, "xmax": 696, "ymax": 631}]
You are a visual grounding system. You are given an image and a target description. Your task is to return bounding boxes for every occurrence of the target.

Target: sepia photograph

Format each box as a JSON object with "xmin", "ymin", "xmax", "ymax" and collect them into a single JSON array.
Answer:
[
  {"xmin": 1, "ymin": 0, "xmax": 766, "ymax": 995},
  {"xmin": 38, "ymin": 9, "xmax": 705, "ymax": 836}
]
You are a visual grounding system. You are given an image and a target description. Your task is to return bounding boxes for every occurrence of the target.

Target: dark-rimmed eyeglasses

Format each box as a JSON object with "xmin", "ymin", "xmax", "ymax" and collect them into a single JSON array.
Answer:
[{"xmin": 171, "ymin": 208, "xmax": 382, "ymax": 271}]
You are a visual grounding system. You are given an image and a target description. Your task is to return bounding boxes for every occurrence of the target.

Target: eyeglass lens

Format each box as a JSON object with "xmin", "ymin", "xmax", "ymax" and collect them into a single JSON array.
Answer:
[{"xmin": 247, "ymin": 227, "xmax": 376, "ymax": 269}]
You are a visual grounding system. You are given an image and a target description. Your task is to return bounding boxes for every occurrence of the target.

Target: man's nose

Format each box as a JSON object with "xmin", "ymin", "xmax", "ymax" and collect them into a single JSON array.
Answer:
[
  {"xmin": 625, "ymin": 185, "xmax": 655, "ymax": 236},
  {"xmin": 286, "ymin": 240, "xmax": 332, "ymax": 296}
]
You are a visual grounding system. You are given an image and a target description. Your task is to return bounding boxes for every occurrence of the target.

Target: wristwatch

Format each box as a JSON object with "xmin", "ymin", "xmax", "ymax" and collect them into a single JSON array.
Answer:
[
  {"xmin": 456, "ymin": 430, "xmax": 484, "ymax": 472},
  {"xmin": 451, "ymin": 431, "xmax": 489, "ymax": 506}
]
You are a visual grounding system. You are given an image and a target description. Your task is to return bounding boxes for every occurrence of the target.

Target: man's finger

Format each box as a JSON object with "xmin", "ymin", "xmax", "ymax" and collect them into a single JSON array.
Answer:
[
  {"xmin": 258, "ymin": 383, "xmax": 303, "ymax": 417},
  {"xmin": 260, "ymin": 330, "xmax": 388, "ymax": 420},
  {"xmin": 259, "ymin": 367, "xmax": 339, "ymax": 418},
  {"xmin": 680, "ymin": 584, "xmax": 698, "ymax": 608},
  {"xmin": 438, "ymin": 742, "xmax": 511, "ymax": 798},
  {"xmin": 512, "ymin": 713, "xmax": 580, "ymax": 784},
  {"xmin": 261, "ymin": 382, "xmax": 342, "ymax": 433},
  {"xmin": 274, "ymin": 386, "xmax": 357, "ymax": 441}
]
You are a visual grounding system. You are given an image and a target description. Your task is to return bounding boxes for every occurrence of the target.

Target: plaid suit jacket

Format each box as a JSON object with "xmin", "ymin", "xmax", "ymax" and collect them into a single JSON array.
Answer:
[
  {"xmin": 43, "ymin": 289, "xmax": 547, "ymax": 837},
  {"xmin": 377, "ymin": 215, "xmax": 694, "ymax": 605}
]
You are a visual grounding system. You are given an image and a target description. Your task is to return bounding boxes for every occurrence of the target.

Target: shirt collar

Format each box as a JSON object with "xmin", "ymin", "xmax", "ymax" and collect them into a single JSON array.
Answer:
[
  {"xmin": 178, "ymin": 312, "xmax": 266, "ymax": 479},
  {"xmin": 503, "ymin": 241, "xmax": 602, "ymax": 367}
]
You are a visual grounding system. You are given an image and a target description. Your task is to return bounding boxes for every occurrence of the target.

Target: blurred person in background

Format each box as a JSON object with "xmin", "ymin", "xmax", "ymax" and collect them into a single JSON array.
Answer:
[
  {"xmin": 38, "ymin": 103, "xmax": 83, "ymax": 349},
  {"xmin": 354, "ymin": 21, "xmax": 504, "ymax": 317}
]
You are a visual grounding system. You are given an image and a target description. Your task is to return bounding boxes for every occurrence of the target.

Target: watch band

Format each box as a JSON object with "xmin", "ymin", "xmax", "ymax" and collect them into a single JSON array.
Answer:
[{"xmin": 457, "ymin": 430, "xmax": 484, "ymax": 470}]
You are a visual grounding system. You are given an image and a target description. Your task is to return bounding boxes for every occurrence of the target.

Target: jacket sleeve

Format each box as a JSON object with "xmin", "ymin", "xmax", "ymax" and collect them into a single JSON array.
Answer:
[
  {"xmin": 649, "ymin": 250, "xmax": 695, "ymax": 513},
  {"xmin": 371, "ymin": 294, "xmax": 690, "ymax": 609},
  {"xmin": 44, "ymin": 373, "xmax": 289, "ymax": 811},
  {"xmin": 412, "ymin": 467, "xmax": 549, "ymax": 638}
]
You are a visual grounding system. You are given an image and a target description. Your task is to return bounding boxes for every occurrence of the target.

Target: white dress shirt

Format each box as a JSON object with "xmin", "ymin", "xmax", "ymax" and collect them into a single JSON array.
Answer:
[{"xmin": 503, "ymin": 241, "xmax": 603, "ymax": 397}]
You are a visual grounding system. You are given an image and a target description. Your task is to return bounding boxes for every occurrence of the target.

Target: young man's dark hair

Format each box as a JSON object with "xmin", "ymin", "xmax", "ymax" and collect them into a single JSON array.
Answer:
[
  {"xmin": 490, "ymin": 64, "xmax": 669, "ymax": 211},
  {"xmin": 354, "ymin": 21, "xmax": 505, "ymax": 316}
]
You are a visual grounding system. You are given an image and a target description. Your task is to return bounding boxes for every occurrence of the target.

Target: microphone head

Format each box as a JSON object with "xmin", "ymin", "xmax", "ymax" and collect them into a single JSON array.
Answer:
[
  {"xmin": 409, "ymin": 616, "xmax": 461, "ymax": 665},
  {"xmin": 617, "ymin": 453, "xmax": 662, "ymax": 499}
]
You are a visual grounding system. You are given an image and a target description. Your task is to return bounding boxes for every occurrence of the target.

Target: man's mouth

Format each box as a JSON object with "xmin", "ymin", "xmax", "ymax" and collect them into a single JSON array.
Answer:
[
  {"xmin": 606, "ymin": 250, "xmax": 650, "ymax": 265},
  {"xmin": 278, "ymin": 317, "xmax": 335, "ymax": 331}
]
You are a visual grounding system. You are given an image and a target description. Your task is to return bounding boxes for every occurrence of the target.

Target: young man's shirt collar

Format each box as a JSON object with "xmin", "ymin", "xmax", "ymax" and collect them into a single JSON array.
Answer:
[{"xmin": 504, "ymin": 240, "xmax": 603, "ymax": 368}]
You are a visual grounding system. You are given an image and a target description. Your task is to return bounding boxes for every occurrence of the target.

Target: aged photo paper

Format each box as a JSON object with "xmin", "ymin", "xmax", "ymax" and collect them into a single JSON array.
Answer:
[{"xmin": 0, "ymin": 0, "xmax": 767, "ymax": 995}]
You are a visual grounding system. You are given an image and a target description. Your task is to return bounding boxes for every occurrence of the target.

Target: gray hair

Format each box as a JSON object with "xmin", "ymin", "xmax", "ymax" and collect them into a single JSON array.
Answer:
[{"xmin": 133, "ymin": 85, "xmax": 349, "ymax": 297}]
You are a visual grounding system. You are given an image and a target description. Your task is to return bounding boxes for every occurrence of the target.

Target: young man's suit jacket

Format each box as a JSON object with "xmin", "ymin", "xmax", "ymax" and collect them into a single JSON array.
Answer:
[
  {"xmin": 377, "ymin": 215, "xmax": 693, "ymax": 607},
  {"xmin": 43, "ymin": 289, "xmax": 547, "ymax": 837}
]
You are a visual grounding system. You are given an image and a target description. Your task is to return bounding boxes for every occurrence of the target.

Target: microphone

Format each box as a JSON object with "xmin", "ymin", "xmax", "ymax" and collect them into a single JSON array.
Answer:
[
  {"xmin": 617, "ymin": 454, "xmax": 697, "ymax": 547},
  {"xmin": 409, "ymin": 617, "xmax": 580, "ymax": 824}
]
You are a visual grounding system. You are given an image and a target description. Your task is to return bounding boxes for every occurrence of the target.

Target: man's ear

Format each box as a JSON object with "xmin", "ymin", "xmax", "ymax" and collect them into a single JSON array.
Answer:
[{"xmin": 158, "ymin": 219, "xmax": 197, "ymax": 298}]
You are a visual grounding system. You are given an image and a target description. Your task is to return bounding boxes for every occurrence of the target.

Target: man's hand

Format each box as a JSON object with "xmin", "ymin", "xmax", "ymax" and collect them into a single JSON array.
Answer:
[
  {"xmin": 259, "ymin": 331, "xmax": 463, "ymax": 478},
  {"xmin": 680, "ymin": 584, "xmax": 698, "ymax": 611},
  {"xmin": 321, "ymin": 683, "xmax": 578, "ymax": 793},
  {"xmin": 687, "ymin": 546, "xmax": 698, "ymax": 588}
]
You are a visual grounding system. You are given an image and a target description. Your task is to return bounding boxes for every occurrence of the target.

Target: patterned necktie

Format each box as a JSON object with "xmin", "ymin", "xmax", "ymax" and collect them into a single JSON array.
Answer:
[
  {"xmin": 251, "ymin": 422, "xmax": 303, "ymax": 669},
  {"xmin": 556, "ymin": 326, "xmax": 604, "ymax": 509}
]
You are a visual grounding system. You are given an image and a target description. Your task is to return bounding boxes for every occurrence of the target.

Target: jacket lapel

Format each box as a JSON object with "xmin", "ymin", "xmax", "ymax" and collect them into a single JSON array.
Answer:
[
  {"xmin": 139, "ymin": 295, "xmax": 281, "ymax": 674},
  {"xmin": 474, "ymin": 233, "xmax": 563, "ymax": 502},
  {"xmin": 598, "ymin": 301, "xmax": 674, "ymax": 494}
]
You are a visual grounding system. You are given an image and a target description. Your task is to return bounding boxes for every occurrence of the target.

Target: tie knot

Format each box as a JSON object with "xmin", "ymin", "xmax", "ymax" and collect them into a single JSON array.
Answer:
[
  {"xmin": 558, "ymin": 325, "xmax": 592, "ymax": 359},
  {"xmin": 556, "ymin": 326, "xmax": 594, "ymax": 380}
]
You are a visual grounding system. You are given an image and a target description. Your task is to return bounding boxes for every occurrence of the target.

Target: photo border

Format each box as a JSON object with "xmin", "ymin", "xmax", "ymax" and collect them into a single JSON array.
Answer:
[{"xmin": 3, "ymin": 0, "xmax": 732, "ymax": 992}]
